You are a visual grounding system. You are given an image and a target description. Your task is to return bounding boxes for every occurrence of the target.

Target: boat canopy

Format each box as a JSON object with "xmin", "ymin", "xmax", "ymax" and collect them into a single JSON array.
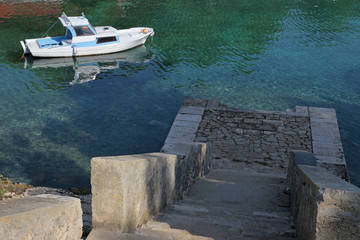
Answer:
[{"xmin": 58, "ymin": 12, "xmax": 90, "ymax": 27}]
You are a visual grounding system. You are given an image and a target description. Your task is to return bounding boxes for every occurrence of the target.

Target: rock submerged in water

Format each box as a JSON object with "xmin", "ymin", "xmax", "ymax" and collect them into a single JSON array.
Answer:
[{"xmin": 148, "ymin": 119, "xmax": 169, "ymax": 129}]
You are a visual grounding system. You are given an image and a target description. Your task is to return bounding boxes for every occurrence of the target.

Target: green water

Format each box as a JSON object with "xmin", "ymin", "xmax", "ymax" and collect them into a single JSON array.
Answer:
[{"xmin": 0, "ymin": 0, "xmax": 360, "ymax": 188}]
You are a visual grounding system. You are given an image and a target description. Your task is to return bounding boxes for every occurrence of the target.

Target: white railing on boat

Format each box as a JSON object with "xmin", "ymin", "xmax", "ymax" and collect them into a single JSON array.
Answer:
[{"xmin": 61, "ymin": 12, "xmax": 70, "ymax": 25}]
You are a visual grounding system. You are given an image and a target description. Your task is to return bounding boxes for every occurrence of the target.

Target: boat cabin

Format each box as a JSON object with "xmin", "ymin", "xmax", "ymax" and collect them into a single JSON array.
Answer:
[{"xmin": 37, "ymin": 12, "xmax": 119, "ymax": 49}]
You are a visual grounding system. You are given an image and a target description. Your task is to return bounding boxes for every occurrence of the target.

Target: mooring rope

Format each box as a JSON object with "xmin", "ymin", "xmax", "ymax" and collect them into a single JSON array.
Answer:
[{"xmin": 41, "ymin": 18, "xmax": 59, "ymax": 38}]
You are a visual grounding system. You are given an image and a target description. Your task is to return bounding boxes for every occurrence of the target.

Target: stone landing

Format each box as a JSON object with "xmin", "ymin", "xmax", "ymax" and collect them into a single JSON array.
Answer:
[{"xmin": 162, "ymin": 98, "xmax": 348, "ymax": 181}]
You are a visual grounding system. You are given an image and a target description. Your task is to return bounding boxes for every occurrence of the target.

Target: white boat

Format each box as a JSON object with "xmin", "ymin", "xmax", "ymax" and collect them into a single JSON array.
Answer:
[
  {"xmin": 20, "ymin": 12, "xmax": 154, "ymax": 58},
  {"xmin": 24, "ymin": 45, "xmax": 154, "ymax": 84}
]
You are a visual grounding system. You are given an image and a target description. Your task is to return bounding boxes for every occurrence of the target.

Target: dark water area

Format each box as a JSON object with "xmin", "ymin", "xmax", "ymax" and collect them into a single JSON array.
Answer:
[{"xmin": 0, "ymin": 0, "xmax": 359, "ymax": 189}]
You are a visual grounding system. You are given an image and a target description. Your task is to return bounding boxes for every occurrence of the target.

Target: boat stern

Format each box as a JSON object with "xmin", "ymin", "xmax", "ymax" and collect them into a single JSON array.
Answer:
[{"xmin": 20, "ymin": 41, "xmax": 30, "ymax": 54}]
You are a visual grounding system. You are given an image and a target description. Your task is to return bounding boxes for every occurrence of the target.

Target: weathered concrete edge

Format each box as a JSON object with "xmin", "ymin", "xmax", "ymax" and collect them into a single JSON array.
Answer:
[
  {"xmin": 162, "ymin": 99, "xmax": 205, "ymax": 151},
  {"xmin": 0, "ymin": 194, "xmax": 83, "ymax": 240},
  {"xmin": 309, "ymin": 107, "xmax": 349, "ymax": 181},
  {"xmin": 91, "ymin": 143, "xmax": 211, "ymax": 233},
  {"xmin": 288, "ymin": 151, "xmax": 360, "ymax": 240}
]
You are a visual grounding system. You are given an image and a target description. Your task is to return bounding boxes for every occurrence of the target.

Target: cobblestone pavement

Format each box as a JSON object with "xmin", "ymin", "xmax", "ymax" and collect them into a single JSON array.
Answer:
[
  {"xmin": 163, "ymin": 98, "xmax": 347, "ymax": 178},
  {"xmin": 195, "ymin": 108, "xmax": 312, "ymax": 174}
]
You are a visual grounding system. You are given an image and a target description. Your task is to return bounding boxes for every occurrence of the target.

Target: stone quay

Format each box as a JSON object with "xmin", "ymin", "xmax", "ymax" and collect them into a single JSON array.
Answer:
[
  {"xmin": 1, "ymin": 98, "xmax": 359, "ymax": 240},
  {"xmin": 167, "ymin": 98, "xmax": 349, "ymax": 181}
]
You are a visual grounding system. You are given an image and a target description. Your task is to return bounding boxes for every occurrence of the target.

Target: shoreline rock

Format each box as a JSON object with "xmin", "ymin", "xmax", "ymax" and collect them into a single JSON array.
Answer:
[{"xmin": 25, "ymin": 186, "xmax": 92, "ymax": 236}]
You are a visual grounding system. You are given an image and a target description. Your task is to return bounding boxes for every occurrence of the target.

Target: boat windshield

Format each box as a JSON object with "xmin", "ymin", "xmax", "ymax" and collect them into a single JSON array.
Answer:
[
  {"xmin": 73, "ymin": 26, "xmax": 95, "ymax": 36},
  {"xmin": 65, "ymin": 29, "xmax": 73, "ymax": 39}
]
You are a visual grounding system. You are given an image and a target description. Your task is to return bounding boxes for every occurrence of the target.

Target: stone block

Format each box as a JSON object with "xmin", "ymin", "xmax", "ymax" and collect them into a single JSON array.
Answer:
[
  {"xmin": 262, "ymin": 119, "xmax": 284, "ymax": 126},
  {"xmin": 172, "ymin": 119, "xmax": 200, "ymax": 129},
  {"xmin": 311, "ymin": 125, "xmax": 340, "ymax": 137},
  {"xmin": 311, "ymin": 121, "xmax": 340, "ymax": 133},
  {"xmin": 166, "ymin": 130, "xmax": 196, "ymax": 143},
  {"xmin": 0, "ymin": 194, "xmax": 82, "ymax": 240},
  {"xmin": 169, "ymin": 125, "xmax": 199, "ymax": 134},
  {"xmin": 164, "ymin": 135, "xmax": 195, "ymax": 144},
  {"xmin": 244, "ymin": 118, "xmax": 262, "ymax": 124},
  {"xmin": 86, "ymin": 228, "xmax": 172, "ymax": 240},
  {"xmin": 315, "ymin": 155, "xmax": 347, "ymax": 170},
  {"xmin": 254, "ymin": 109, "xmax": 286, "ymax": 116},
  {"xmin": 91, "ymin": 143, "xmax": 211, "ymax": 233},
  {"xmin": 310, "ymin": 117, "xmax": 338, "ymax": 124},
  {"xmin": 317, "ymin": 162, "xmax": 350, "ymax": 182},
  {"xmin": 290, "ymin": 150, "xmax": 317, "ymax": 167},
  {"xmin": 91, "ymin": 153, "xmax": 178, "ymax": 232},
  {"xmin": 182, "ymin": 98, "xmax": 208, "ymax": 107},
  {"xmin": 309, "ymin": 107, "xmax": 336, "ymax": 119},
  {"xmin": 288, "ymin": 156, "xmax": 360, "ymax": 240},
  {"xmin": 312, "ymin": 140, "xmax": 342, "ymax": 150},
  {"xmin": 313, "ymin": 146, "xmax": 342, "ymax": 157},
  {"xmin": 311, "ymin": 134, "xmax": 341, "ymax": 143},
  {"xmin": 175, "ymin": 113, "xmax": 202, "ymax": 123},
  {"xmin": 162, "ymin": 142, "xmax": 212, "ymax": 179},
  {"xmin": 286, "ymin": 112, "xmax": 308, "ymax": 117},
  {"xmin": 295, "ymin": 106, "xmax": 309, "ymax": 116},
  {"xmin": 178, "ymin": 106, "xmax": 204, "ymax": 115}
]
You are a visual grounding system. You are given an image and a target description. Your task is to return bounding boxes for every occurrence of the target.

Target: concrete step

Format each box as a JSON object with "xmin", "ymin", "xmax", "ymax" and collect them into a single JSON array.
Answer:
[
  {"xmin": 180, "ymin": 170, "xmax": 292, "ymax": 213},
  {"xmin": 152, "ymin": 169, "xmax": 296, "ymax": 239},
  {"xmin": 165, "ymin": 204, "xmax": 294, "ymax": 226},
  {"xmin": 178, "ymin": 196, "xmax": 205, "ymax": 206},
  {"xmin": 86, "ymin": 226, "xmax": 212, "ymax": 240},
  {"xmin": 87, "ymin": 221, "xmax": 214, "ymax": 240},
  {"xmin": 156, "ymin": 213, "xmax": 296, "ymax": 239},
  {"xmin": 141, "ymin": 221, "xmax": 213, "ymax": 240},
  {"xmin": 165, "ymin": 201, "xmax": 293, "ymax": 226},
  {"xmin": 86, "ymin": 228, "xmax": 171, "ymax": 240},
  {"xmin": 173, "ymin": 196, "xmax": 291, "ymax": 214}
]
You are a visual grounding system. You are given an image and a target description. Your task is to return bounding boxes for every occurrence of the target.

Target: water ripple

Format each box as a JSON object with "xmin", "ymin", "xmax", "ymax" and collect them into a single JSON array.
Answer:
[
  {"xmin": 0, "ymin": 1, "xmax": 63, "ymax": 21},
  {"xmin": 1, "ymin": 0, "xmax": 360, "ymax": 188}
]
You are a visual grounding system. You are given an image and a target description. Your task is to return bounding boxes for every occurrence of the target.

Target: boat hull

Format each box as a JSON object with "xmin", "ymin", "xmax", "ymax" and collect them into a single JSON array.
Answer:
[{"xmin": 22, "ymin": 27, "xmax": 154, "ymax": 58}]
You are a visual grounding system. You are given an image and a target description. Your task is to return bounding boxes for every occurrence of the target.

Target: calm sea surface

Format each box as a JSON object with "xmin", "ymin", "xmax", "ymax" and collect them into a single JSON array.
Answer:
[{"xmin": 0, "ymin": 0, "xmax": 359, "ymax": 189}]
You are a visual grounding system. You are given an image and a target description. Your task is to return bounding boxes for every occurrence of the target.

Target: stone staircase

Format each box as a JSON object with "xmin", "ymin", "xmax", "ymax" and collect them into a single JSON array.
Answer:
[
  {"xmin": 85, "ymin": 99, "xmax": 358, "ymax": 239},
  {"xmin": 151, "ymin": 169, "xmax": 296, "ymax": 240},
  {"xmin": 87, "ymin": 168, "xmax": 296, "ymax": 240},
  {"xmin": 87, "ymin": 100, "xmax": 309, "ymax": 240}
]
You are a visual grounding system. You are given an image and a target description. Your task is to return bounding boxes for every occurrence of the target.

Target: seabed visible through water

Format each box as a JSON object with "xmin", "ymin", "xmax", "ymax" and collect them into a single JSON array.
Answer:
[{"xmin": 0, "ymin": 0, "xmax": 359, "ymax": 188}]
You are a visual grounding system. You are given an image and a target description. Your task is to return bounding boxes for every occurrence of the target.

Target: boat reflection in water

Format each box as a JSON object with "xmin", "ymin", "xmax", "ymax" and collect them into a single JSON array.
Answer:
[{"xmin": 24, "ymin": 45, "xmax": 153, "ymax": 85}]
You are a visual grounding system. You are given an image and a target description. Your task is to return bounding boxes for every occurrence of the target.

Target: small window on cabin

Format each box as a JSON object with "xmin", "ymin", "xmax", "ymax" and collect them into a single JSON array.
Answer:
[
  {"xmin": 97, "ymin": 36, "xmax": 117, "ymax": 44},
  {"xmin": 74, "ymin": 26, "xmax": 95, "ymax": 36}
]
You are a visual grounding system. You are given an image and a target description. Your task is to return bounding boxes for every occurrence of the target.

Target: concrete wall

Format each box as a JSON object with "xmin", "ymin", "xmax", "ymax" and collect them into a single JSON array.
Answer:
[
  {"xmin": 0, "ymin": 194, "xmax": 82, "ymax": 240},
  {"xmin": 288, "ymin": 151, "xmax": 360, "ymax": 240},
  {"xmin": 91, "ymin": 142, "xmax": 211, "ymax": 233},
  {"xmin": 161, "ymin": 102, "xmax": 205, "ymax": 148},
  {"xmin": 308, "ymin": 107, "xmax": 349, "ymax": 181}
]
